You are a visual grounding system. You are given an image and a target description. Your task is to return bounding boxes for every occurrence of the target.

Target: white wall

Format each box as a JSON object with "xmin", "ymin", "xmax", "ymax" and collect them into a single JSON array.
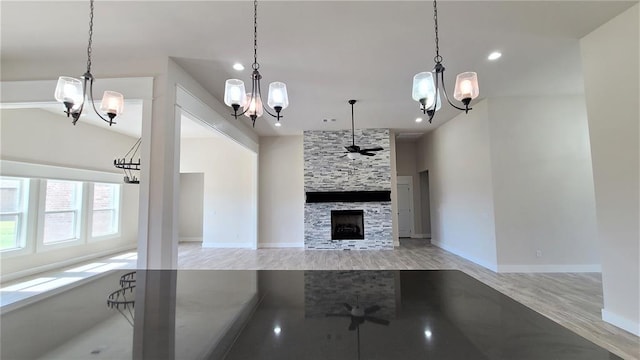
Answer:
[
  {"xmin": 395, "ymin": 141, "xmax": 423, "ymax": 236},
  {"xmin": 416, "ymin": 100, "xmax": 498, "ymax": 270},
  {"xmin": 0, "ymin": 108, "xmax": 139, "ymax": 277},
  {"xmin": 489, "ymin": 96, "xmax": 600, "ymax": 272},
  {"xmin": 179, "ymin": 172, "xmax": 204, "ymax": 241},
  {"xmin": 258, "ymin": 136, "xmax": 304, "ymax": 248},
  {"xmin": 580, "ymin": 4, "xmax": 639, "ymax": 335},
  {"xmin": 180, "ymin": 137, "xmax": 257, "ymax": 248}
]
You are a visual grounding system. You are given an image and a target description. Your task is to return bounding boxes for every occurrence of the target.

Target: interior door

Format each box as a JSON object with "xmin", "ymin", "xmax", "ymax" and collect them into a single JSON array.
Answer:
[{"xmin": 397, "ymin": 183, "xmax": 412, "ymax": 237}]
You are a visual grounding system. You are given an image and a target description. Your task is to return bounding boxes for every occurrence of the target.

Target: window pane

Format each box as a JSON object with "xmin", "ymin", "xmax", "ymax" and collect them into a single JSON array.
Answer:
[
  {"xmin": 93, "ymin": 183, "xmax": 116, "ymax": 210},
  {"xmin": 0, "ymin": 179, "xmax": 21, "ymax": 212},
  {"xmin": 45, "ymin": 181, "xmax": 80, "ymax": 212},
  {"xmin": 43, "ymin": 212, "xmax": 76, "ymax": 243},
  {"xmin": 0, "ymin": 214, "xmax": 19, "ymax": 250},
  {"xmin": 92, "ymin": 209, "xmax": 116, "ymax": 237}
]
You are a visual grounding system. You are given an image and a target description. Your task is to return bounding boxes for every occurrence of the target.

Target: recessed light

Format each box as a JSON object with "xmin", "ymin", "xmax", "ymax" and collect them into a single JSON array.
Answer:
[
  {"xmin": 415, "ymin": 117, "xmax": 423, "ymax": 123},
  {"xmin": 488, "ymin": 51, "xmax": 502, "ymax": 61},
  {"xmin": 424, "ymin": 330, "xmax": 432, "ymax": 339},
  {"xmin": 274, "ymin": 122, "xmax": 282, "ymax": 127},
  {"xmin": 274, "ymin": 326, "xmax": 282, "ymax": 335},
  {"xmin": 233, "ymin": 63, "xmax": 245, "ymax": 71}
]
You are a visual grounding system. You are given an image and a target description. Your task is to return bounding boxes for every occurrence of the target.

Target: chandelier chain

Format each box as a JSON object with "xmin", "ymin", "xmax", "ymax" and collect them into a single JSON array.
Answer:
[
  {"xmin": 86, "ymin": 0, "xmax": 94, "ymax": 73},
  {"xmin": 433, "ymin": 0, "xmax": 442, "ymax": 64},
  {"xmin": 252, "ymin": 0, "xmax": 259, "ymax": 70}
]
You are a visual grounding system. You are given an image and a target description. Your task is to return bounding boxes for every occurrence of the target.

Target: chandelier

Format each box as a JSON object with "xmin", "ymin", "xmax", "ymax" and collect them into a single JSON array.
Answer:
[
  {"xmin": 223, "ymin": 0, "xmax": 289, "ymax": 128},
  {"xmin": 412, "ymin": 0, "xmax": 479, "ymax": 123},
  {"xmin": 54, "ymin": 0, "xmax": 124, "ymax": 126}
]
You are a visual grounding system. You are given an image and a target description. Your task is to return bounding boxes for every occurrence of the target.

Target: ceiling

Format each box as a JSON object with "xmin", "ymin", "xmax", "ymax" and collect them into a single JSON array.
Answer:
[{"xmin": 1, "ymin": 1, "xmax": 635, "ymax": 137}]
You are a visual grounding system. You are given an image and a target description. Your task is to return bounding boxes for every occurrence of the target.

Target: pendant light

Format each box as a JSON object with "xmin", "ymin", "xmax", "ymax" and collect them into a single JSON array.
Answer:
[
  {"xmin": 54, "ymin": 0, "xmax": 124, "ymax": 126},
  {"xmin": 412, "ymin": 0, "xmax": 479, "ymax": 123},
  {"xmin": 223, "ymin": 0, "xmax": 289, "ymax": 128}
]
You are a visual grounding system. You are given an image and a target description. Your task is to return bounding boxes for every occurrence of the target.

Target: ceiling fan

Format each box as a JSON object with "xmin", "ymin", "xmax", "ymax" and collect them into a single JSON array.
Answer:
[
  {"xmin": 341, "ymin": 99, "xmax": 384, "ymax": 159},
  {"xmin": 325, "ymin": 301, "xmax": 390, "ymax": 330}
]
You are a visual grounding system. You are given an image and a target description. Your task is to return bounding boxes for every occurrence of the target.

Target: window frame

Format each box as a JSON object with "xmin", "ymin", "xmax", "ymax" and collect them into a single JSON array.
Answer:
[
  {"xmin": 0, "ymin": 176, "xmax": 34, "ymax": 256},
  {"xmin": 87, "ymin": 182, "xmax": 122, "ymax": 241},
  {"xmin": 36, "ymin": 179, "xmax": 85, "ymax": 251}
]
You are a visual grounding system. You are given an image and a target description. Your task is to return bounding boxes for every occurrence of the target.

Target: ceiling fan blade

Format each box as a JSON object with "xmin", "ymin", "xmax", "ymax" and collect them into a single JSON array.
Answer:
[
  {"xmin": 364, "ymin": 316, "xmax": 390, "ymax": 326},
  {"xmin": 362, "ymin": 147, "xmax": 383, "ymax": 152},
  {"xmin": 360, "ymin": 152, "xmax": 376, "ymax": 156},
  {"xmin": 339, "ymin": 154, "xmax": 348, "ymax": 158},
  {"xmin": 364, "ymin": 305, "xmax": 381, "ymax": 314},
  {"xmin": 343, "ymin": 303, "xmax": 353, "ymax": 311}
]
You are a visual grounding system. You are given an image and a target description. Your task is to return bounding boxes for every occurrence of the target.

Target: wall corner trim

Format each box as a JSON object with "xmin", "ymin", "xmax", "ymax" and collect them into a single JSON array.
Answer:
[{"xmin": 602, "ymin": 308, "xmax": 640, "ymax": 336}]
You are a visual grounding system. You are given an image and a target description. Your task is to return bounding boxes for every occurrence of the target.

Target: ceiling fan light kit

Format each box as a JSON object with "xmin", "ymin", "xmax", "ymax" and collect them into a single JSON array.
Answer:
[
  {"xmin": 54, "ymin": 0, "xmax": 124, "ymax": 126},
  {"xmin": 412, "ymin": 0, "xmax": 479, "ymax": 123},
  {"xmin": 223, "ymin": 0, "xmax": 289, "ymax": 128}
]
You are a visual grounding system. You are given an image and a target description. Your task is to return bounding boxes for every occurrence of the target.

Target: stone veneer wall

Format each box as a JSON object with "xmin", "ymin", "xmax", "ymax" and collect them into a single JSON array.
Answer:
[{"xmin": 304, "ymin": 129, "xmax": 393, "ymax": 250}]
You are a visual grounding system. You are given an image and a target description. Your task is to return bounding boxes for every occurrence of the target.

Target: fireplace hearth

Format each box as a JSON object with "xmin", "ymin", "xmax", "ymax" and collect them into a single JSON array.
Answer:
[{"xmin": 331, "ymin": 210, "xmax": 364, "ymax": 240}]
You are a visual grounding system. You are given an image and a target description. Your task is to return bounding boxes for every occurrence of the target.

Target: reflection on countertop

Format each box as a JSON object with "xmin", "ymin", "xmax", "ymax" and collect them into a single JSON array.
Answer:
[{"xmin": 0, "ymin": 270, "xmax": 622, "ymax": 360}]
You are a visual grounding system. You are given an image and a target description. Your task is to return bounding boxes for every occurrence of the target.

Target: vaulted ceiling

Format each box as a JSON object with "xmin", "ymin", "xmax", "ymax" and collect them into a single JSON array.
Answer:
[{"xmin": 1, "ymin": 1, "xmax": 635, "ymax": 136}]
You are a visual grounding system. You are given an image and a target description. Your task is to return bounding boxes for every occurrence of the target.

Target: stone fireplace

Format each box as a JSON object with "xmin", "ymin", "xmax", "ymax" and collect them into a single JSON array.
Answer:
[{"xmin": 304, "ymin": 129, "xmax": 393, "ymax": 250}]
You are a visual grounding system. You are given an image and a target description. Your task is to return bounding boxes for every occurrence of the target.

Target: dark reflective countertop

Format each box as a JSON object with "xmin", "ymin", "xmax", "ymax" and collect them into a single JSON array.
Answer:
[{"xmin": 0, "ymin": 270, "xmax": 621, "ymax": 359}]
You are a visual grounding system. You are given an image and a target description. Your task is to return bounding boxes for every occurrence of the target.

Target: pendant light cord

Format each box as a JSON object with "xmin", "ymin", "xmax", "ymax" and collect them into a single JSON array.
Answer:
[
  {"xmin": 86, "ymin": 0, "xmax": 94, "ymax": 73},
  {"xmin": 252, "ymin": 0, "xmax": 259, "ymax": 70},
  {"xmin": 433, "ymin": 0, "xmax": 442, "ymax": 64}
]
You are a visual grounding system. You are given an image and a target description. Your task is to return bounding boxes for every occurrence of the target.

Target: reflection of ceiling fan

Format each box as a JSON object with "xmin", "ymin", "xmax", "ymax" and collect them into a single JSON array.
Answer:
[
  {"xmin": 326, "ymin": 297, "xmax": 390, "ymax": 360},
  {"xmin": 341, "ymin": 100, "xmax": 384, "ymax": 159},
  {"xmin": 325, "ymin": 300, "xmax": 390, "ymax": 330}
]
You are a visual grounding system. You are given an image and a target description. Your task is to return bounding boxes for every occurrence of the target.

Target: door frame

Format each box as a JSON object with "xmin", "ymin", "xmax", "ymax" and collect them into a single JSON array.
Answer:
[{"xmin": 396, "ymin": 176, "xmax": 415, "ymax": 237}]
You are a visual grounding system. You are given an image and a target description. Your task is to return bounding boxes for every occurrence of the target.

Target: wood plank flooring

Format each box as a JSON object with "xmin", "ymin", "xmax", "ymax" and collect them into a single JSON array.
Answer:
[{"xmin": 178, "ymin": 240, "xmax": 640, "ymax": 359}]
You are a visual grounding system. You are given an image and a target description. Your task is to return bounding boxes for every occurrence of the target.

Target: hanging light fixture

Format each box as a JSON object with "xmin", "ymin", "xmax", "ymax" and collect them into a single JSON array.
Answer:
[
  {"xmin": 412, "ymin": 0, "xmax": 479, "ymax": 123},
  {"xmin": 223, "ymin": 0, "xmax": 289, "ymax": 128},
  {"xmin": 54, "ymin": 0, "xmax": 124, "ymax": 126},
  {"xmin": 114, "ymin": 138, "xmax": 141, "ymax": 184}
]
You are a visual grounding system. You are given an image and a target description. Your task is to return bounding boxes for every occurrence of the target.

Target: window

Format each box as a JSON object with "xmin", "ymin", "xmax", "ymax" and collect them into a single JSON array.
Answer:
[
  {"xmin": 91, "ymin": 183, "xmax": 120, "ymax": 237},
  {"xmin": 0, "ymin": 177, "xmax": 28, "ymax": 251},
  {"xmin": 42, "ymin": 180, "xmax": 83, "ymax": 244}
]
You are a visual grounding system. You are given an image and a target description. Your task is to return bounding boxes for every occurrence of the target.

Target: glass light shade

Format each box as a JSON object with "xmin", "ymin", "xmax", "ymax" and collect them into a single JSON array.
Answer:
[
  {"xmin": 54, "ymin": 76, "xmax": 84, "ymax": 109},
  {"xmin": 243, "ymin": 93, "xmax": 264, "ymax": 118},
  {"xmin": 100, "ymin": 91, "xmax": 124, "ymax": 115},
  {"xmin": 453, "ymin": 72, "xmax": 479, "ymax": 101},
  {"xmin": 412, "ymin": 72, "xmax": 436, "ymax": 107},
  {"xmin": 347, "ymin": 152, "xmax": 360, "ymax": 160},
  {"xmin": 224, "ymin": 79, "xmax": 247, "ymax": 107},
  {"xmin": 267, "ymin": 82, "xmax": 289, "ymax": 110}
]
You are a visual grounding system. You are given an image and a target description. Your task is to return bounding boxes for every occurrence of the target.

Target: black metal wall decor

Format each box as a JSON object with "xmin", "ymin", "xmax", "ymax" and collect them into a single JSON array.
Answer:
[{"xmin": 114, "ymin": 138, "xmax": 141, "ymax": 184}]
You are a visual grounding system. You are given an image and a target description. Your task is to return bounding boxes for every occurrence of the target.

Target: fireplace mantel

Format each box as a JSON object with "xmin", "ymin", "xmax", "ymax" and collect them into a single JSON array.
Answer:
[{"xmin": 305, "ymin": 191, "xmax": 391, "ymax": 203}]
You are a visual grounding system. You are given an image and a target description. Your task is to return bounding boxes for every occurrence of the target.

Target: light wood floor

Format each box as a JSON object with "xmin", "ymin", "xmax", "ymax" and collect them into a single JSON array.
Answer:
[{"xmin": 178, "ymin": 240, "xmax": 640, "ymax": 359}]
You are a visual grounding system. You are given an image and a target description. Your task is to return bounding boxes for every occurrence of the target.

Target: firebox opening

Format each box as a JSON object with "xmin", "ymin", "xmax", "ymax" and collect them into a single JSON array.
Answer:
[{"xmin": 331, "ymin": 210, "xmax": 364, "ymax": 240}]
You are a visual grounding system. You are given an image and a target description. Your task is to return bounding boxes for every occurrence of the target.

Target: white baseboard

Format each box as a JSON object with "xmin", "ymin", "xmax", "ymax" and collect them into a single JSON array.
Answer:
[
  {"xmin": 258, "ymin": 242, "xmax": 303, "ymax": 249},
  {"xmin": 202, "ymin": 242, "xmax": 256, "ymax": 249},
  {"xmin": 410, "ymin": 234, "xmax": 429, "ymax": 239},
  {"xmin": 602, "ymin": 308, "xmax": 640, "ymax": 336},
  {"xmin": 497, "ymin": 264, "xmax": 602, "ymax": 273},
  {"xmin": 180, "ymin": 237, "xmax": 203, "ymax": 242},
  {"xmin": 0, "ymin": 244, "xmax": 137, "ymax": 283},
  {"xmin": 431, "ymin": 239, "xmax": 498, "ymax": 272}
]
